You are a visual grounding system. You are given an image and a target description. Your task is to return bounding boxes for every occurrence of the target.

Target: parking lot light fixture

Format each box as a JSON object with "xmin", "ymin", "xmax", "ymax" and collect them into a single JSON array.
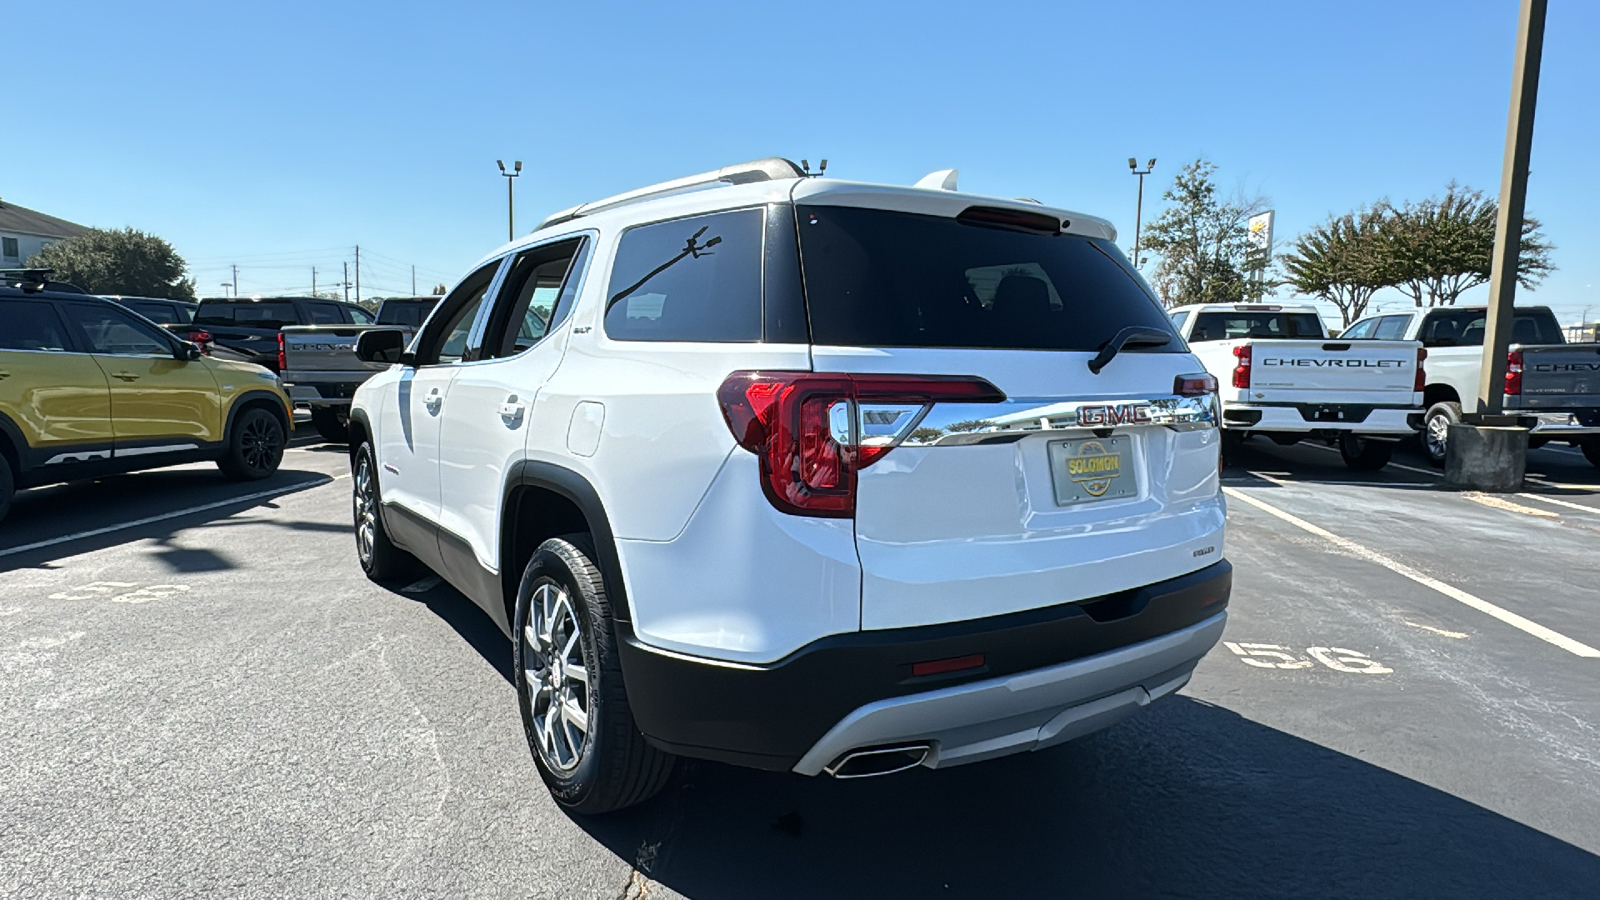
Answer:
[
  {"xmin": 498, "ymin": 159, "xmax": 523, "ymax": 242},
  {"xmin": 1129, "ymin": 157, "xmax": 1156, "ymax": 270}
]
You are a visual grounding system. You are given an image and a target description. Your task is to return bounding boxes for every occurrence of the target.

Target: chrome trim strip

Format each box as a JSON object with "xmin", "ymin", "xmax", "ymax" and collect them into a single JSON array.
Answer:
[
  {"xmin": 906, "ymin": 394, "xmax": 1217, "ymax": 446},
  {"xmin": 44, "ymin": 451, "xmax": 112, "ymax": 465},
  {"xmin": 115, "ymin": 444, "xmax": 200, "ymax": 458}
]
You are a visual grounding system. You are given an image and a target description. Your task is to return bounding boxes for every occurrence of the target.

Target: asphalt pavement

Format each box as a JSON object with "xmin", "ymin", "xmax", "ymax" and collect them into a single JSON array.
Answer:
[{"xmin": 2, "ymin": 431, "xmax": 1598, "ymax": 899}]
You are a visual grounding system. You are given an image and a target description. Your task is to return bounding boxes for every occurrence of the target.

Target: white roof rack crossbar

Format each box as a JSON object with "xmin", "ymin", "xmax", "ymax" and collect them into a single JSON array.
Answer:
[{"xmin": 536, "ymin": 157, "xmax": 804, "ymax": 231}]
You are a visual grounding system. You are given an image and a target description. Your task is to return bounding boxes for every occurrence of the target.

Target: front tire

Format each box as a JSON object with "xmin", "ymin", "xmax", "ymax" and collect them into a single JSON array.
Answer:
[
  {"xmin": 218, "ymin": 406, "xmax": 285, "ymax": 480},
  {"xmin": 1340, "ymin": 434, "xmax": 1393, "ymax": 471},
  {"xmin": 0, "ymin": 453, "xmax": 13, "ymax": 523},
  {"xmin": 514, "ymin": 536, "xmax": 674, "ymax": 815},
  {"xmin": 1422, "ymin": 401, "xmax": 1462, "ymax": 468},
  {"xmin": 352, "ymin": 442, "xmax": 421, "ymax": 581},
  {"xmin": 311, "ymin": 407, "xmax": 350, "ymax": 443}
]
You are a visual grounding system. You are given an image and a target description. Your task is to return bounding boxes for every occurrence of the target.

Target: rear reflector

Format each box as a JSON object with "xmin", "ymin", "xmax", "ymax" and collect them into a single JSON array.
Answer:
[{"xmin": 911, "ymin": 654, "xmax": 985, "ymax": 677}]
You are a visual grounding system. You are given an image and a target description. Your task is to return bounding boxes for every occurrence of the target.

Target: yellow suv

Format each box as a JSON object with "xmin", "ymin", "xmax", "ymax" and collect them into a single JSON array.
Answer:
[{"xmin": 0, "ymin": 286, "xmax": 293, "ymax": 521}]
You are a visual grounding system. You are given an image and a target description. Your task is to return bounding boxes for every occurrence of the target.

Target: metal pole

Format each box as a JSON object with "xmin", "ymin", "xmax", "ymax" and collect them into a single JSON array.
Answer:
[
  {"xmin": 412, "ymin": 265, "xmax": 416, "ymax": 296},
  {"xmin": 507, "ymin": 176, "xmax": 515, "ymax": 242},
  {"xmin": 343, "ymin": 262, "xmax": 350, "ymax": 303},
  {"xmin": 355, "ymin": 246, "xmax": 361, "ymax": 304},
  {"xmin": 232, "ymin": 265, "xmax": 238, "ymax": 298},
  {"xmin": 1133, "ymin": 172, "xmax": 1145, "ymax": 270},
  {"xmin": 1475, "ymin": 0, "xmax": 1546, "ymax": 421},
  {"xmin": 312, "ymin": 267, "xmax": 317, "ymax": 295}
]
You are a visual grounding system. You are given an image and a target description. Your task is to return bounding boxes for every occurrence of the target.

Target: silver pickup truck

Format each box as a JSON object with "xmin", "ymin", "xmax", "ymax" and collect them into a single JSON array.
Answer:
[
  {"xmin": 279, "ymin": 297, "xmax": 439, "ymax": 441},
  {"xmin": 1341, "ymin": 305, "xmax": 1600, "ymax": 467}
]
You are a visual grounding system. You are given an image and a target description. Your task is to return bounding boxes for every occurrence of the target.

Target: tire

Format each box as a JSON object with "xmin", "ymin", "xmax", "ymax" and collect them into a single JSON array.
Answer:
[
  {"xmin": 513, "ymin": 536, "xmax": 674, "ymax": 815},
  {"xmin": 311, "ymin": 407, "xmax": 350, "ymax": 444},
  {"xmin": 0, "ymin": 453, "xmax": 13, "ymax": 523},
  {"xmin": 1267, "ymin": 434, "xmax": 1302, "ymax": 447},
  {"xmin": 217, "ymin": 406, "xmax": 286, "ymax": 480},
  {"xmin": 1339, "ymin": 434, "xmax": 1393, "ymax": 471},
  {"xmin": 1582, "ymin": 440, "xmax": 1600, "ymax": 468},
  {"xmin": 352, "ymin": 442, "xmax": 422, "ymax": 581},
  {"xmin": 1220, "ymin": 430, "xmax": 1247, "ymax": 463},
  {"xmin": 1422, "ymin": 401, "xmax": 1462, "ymax": 468}
]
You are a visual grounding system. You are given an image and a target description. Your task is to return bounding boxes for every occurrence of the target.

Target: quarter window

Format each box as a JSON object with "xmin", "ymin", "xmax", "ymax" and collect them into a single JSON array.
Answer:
[
  {"xmin": 415, "ymin": 260, "xmax": 502, "ymax": 365},
  {"xmin": 481, "ymin": 237, "xmax": 588, "ymax": 360},
  {"xmin": 604, "ymin": 209, "xmax": 764, "ymax": 342},
  {"xmin": 0, "ymin": 301, "xmax": 70, "ymax": 351},
  {"xmin": 306, "ymin": 302, "xmax": 345, "ymax": 325},
  {"xmin": 1372, "ymin": 315, "xmax": 1411, "ymax": 340},
  {"xmin": 1339, "ymin": 319, "xmax": 1377, "ymax": 340}
]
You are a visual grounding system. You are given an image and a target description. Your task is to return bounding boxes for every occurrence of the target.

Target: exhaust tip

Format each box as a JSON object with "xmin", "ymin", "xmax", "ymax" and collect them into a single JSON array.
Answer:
[{"xmin": 823, "ymin": 743, "xmax": 932, "ymax": 779}]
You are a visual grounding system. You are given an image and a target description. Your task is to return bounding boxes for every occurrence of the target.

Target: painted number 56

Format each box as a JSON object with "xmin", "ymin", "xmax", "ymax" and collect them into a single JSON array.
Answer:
[{"xmin": 1223, "ymin": 642, "xmax": 1393, "ymax": 675}]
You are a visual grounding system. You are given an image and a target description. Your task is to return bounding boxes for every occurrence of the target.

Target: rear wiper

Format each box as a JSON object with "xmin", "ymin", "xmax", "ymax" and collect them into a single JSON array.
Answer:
[{"xmin": 1088, "ymin": 326, "xmax": 1172, "ymax": 374}]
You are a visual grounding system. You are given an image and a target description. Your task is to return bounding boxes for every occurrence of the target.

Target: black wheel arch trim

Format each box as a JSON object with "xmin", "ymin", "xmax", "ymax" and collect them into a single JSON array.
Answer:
[
  {"xmin": 224, "ymin": 389, "xmax": 291, "ymax": 438},
  {"xmin": 0, "ymin": 411, "xmax": 28, "ymax": 474},
  {"xmin": 503, "ymin": 460, "xmax": 631, "ymax": 627}
]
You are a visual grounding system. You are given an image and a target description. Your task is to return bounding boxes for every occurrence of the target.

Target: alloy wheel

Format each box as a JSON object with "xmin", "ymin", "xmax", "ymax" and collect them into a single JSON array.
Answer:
[
  {"xmin": 1425, "ymin": 414, "xmax": 1450, "ymax": 461},
  {"xmin": 353, "ymin": 455, "xmax": 376, "ymax": 566},
  {"xmin": 241, "ymin": 415, "xmax": 283, "ymax": 473},
  {"xmin": 523, "ymin": 581, "xmax": 591, "ymax": 772}
]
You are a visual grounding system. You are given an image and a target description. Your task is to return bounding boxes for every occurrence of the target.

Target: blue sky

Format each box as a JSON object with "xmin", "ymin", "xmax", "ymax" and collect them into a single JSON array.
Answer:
[{"xmin": 9, "ymin": 0, "xmax": 1598, "ymax": 322}]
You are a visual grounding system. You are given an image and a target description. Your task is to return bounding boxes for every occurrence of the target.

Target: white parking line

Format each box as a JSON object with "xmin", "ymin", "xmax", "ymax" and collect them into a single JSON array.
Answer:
[
  {"xmin": 1223, "ymin": 484, "xmax": 1600, "ymax": 658},
  {"xmin": 0, "ymin": 478, "xmax": 334, "ymax": 560},
  {"xmin": 1519, "ymin": 493, "xmax": 1600, "ymax": 515}
]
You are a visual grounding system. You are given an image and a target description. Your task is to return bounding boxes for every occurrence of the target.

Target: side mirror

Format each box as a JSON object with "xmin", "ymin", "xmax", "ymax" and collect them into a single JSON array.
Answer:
[
  {"xmin": 356, "ymin": 328, "xmax": 410, "ymax": 365},
  {"xmin": 176, "ymin": 342, "xmax": 204, "ymax": 361}
]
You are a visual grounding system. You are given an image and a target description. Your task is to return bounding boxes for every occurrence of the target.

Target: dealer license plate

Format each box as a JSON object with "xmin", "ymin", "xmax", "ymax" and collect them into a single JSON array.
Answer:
[{"xmin": 1047, "ymin": 436, "xmax": 1137, "ymax": 506}]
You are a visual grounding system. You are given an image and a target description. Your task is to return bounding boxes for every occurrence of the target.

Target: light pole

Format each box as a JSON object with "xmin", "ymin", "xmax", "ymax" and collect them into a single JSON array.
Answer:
[
  {"xmin": 497, "ymin": 159, "xmax": 522, "ymax": 241},
  {"xmin": 1128, "ymin": 157, "xmax": 1156, "ymax": 269},
  {"xmin": 220, "ymin": 283, "xmax": 232, "ymax": 298}
]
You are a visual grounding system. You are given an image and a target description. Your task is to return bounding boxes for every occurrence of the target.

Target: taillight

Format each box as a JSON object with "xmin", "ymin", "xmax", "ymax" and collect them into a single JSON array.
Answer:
[
  {"xmin": 1174, "ymin": 373, "xmax": 1218, "ymax": 397},
  {"xmin": 1231, "ymin": 345, "xmax": 1252, "ymax": 389},
  {"xmin": 718, "ymin": 371, "xmax": 1005, "ymax": 517},
  {"xmin": 193, "ymin": 330, "xmax": 213, "ymax": 355},
  {"xmin": 1505, "ymin": 349, "xmax": 1523, "ymax": 396},
  {"xmin": 1414, "ymin": 348, "xmax": 1427, "ymax": 393},
  {"xmin": 277, "ymin": 332, "xmax": 287, "ymax": 371}
]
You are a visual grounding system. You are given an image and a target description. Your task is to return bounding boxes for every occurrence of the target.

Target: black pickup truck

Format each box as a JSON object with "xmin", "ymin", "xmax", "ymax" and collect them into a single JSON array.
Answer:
[{"xmin": 174, "ymin": 297, "xmax": 375, "ymax": 371}]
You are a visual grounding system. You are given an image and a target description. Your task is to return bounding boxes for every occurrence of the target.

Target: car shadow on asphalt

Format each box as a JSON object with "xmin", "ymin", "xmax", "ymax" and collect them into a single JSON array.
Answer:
[{"xmin": 576, "ymin": 696, "xmax": 1600, "ymax": 899}]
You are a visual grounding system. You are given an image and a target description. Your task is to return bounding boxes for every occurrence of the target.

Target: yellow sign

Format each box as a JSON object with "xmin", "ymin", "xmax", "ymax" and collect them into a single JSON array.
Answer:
[{"xmin": 1068, "ymin": 440, "xmax": 1121, "ymax": 497}]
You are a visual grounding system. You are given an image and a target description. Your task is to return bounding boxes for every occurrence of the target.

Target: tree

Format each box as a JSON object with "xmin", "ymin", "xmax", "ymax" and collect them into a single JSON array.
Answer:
[
  {"xmin": 431, "ymin": 283, "xmax": 448, "ymax": 295},
  {"xmin": 1380, "ymin": 183, "xmax": 1554, "ymax": 307},
  {"xmin": 1139, "ymin": 160, "xmax": 1270, "ymax": 307},
  {"xmin": 25, "ymin": 227, "xmax": 197, "ymax": 301},
  {"xmin": 1279, "ymin": 207, "xmax": 1388, "ymax": 327}
]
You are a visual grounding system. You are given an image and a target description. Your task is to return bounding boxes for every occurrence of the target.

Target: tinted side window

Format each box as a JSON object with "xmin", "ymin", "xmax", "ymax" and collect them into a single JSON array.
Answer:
[
  {"xmin": 1373, "ymin": 315, "xmax": 1411, "ymax": 340},
  {"xmin": 415, "ymin": 260, "xmax": 502, "ymax": 365},
  {"xmin": 123, "ymin": 301, "xmax": 178, "ymax": 324},
  {"xmin": 306, "ymin": 302, "xmax": 345, "ymax": 325},
  {"xmin": 64, "ymin": 304, "xmax": 174, "ymax": 355},
  {"xmin": 1170, "ymin": 311, "xmax": 1190, "ymax": 334},
  {"xmin": 195, "ymin": 301, "xmax": 299, "ymax": 328},
  {"xmin": 350, "ymin": 305, "xmax": 375, "ymax": 324},
  {"xmin": 0, "ymin": 301, "xmax": 71, "ymax": 351},
  {"xmin": 604, "ymin": 209, "xmax": 763, "ymax": 342},
  {"xmin": 1189, "ymin": 312, "xmax": 1323, "ymax": 342}
]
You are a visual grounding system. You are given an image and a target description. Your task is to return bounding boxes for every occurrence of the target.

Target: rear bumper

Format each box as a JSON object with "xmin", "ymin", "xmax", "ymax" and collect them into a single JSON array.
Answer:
[
  {"xmin": 1221, "ymin": 404, "xmax": 1419, "ymax": 435},
  {"xmin": 283, "ymin": 376, "xmax": 367, "ymax": 406},
  {"xmin": 1523, "ymin": 411, "xmax": 1600, "ymax": 439},
  {"xmin": 615, "ymin": 560, "xmax": 1232, "ymax": 772}
]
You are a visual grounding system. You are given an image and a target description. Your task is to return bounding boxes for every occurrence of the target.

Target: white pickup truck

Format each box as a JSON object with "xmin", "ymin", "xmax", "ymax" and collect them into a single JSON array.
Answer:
[
  {"xmin": 1170, "ymin": 303, "xmax": 1425, "ymax": 470},
  {"xmin": 1341, "ymin": 305, "xmax": 1600, "ymax": 467}
]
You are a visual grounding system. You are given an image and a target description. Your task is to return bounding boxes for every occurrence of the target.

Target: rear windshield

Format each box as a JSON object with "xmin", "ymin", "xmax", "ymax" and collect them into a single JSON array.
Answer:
[
  {"xmin": 376, "ymin": 300, "xmax": 437, "ymax": 327},
  {"xmin": 1189, "ymin": 311, "xmax": 1325, "ymax": 342},
  {"xmin": 1419, "ymin": 309, "xmax": 1564, "ymax": 347},
  {"xmin": 195, "ymin": 300, "xmax": 298, "ymax": 328},
  {"xmin": 794, "ymin": 205, "xmax": 1178, "ymax": 352},
  {"xmin": 123, "ymin": 301, "xmax": 185, "ymax": 324}
]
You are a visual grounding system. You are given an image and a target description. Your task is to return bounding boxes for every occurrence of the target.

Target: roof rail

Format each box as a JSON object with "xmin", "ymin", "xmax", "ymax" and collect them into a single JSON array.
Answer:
[{"xmin": 536, "ymin": 157, "xmax": 804, "ymax": 231}]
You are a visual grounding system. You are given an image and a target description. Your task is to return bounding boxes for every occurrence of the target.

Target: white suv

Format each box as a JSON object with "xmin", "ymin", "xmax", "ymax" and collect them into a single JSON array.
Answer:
[{"xmin": 347, "ymin": 159, "xmax": 1232, "ymax": 813}]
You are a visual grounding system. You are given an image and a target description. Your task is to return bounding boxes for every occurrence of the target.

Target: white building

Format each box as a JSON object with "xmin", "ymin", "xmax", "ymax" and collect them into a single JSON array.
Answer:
[{"xmin": 0, "ymin": 198, "xmax": 90, "ymax": 268}]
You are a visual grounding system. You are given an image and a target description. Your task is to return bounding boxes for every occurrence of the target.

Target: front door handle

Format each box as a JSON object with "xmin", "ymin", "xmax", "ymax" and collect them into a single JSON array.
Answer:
[
  {"xmin": 0, "ymin": 370, "xmax": 9, "ymax": 380},
  {"xmin": 112, "ymin": 372, "xmax": 140, "ymax": 382},
  {"xmin": 423, "ymin": 387, "xmax": 443, "ymax": 414}
]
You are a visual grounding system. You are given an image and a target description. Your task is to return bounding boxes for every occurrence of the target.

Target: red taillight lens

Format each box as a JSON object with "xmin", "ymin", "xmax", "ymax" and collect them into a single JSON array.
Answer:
[
  {"xmin": 1174, "ymin": 372, "xmax": 1218, "ymax": 397},
  {"xmin": 718, "ymin": 371, "xmax": 1005, "ymax": 517},
  {"xmin": 1414, "ymin": 348, "xmax": 1427, "ymax": 393},
  {"xmin": 1231, "ymin": 345, "xmax": 1252, "ymax": 389},
  {"xmin": 193, "ymin": 330, "xmax": 213, "ymax": 355},
  {"xmin": 1505, "ymin": 349, "xmax": 1523, "ymax": 396},
  {"xmin": 276, "ymin": 332, "xmax": 287, "ymax": 371}
]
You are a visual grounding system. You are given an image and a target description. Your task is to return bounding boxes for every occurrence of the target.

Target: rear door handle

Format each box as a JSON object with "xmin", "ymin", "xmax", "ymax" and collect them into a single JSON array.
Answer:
[
  {"xmin": 113, "ymin": 372, "xmax": 140, "ymax": 382},
  {"xmin": 499, "ymin": 395, "xmax": 526, "ymax": 425},
  {"xmin": 0, "ymin": 370, "xmax": 9, "ymax": 380},
  {"xmin": 423, "ymin": 387, "xmax": 443, "ymax": 413}
]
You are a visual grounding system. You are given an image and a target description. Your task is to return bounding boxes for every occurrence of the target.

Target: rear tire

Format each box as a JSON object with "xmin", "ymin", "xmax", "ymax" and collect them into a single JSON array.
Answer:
[
  {"xmin": 1339, "ymin": 434, "xmax": 1393, "ymax": 471},
  {"xmin": 1582, "ymin": 440, "xmax": 1600, "ymax": 468},
  {"xmin": 514, "ymin": 536, "xmax": 674, "ymax": 815},
  {"xmin": 1220, "ymin": 430, "xmax": 1247, "ymax": 463},
  {"xmin": 217, "ymin": 406, "xmax": 285, "ymax": 480},
  {"xmin": 1422, "ymin": 401, "xmax": 1462, "ymax": 468},
  {"xmin": 0, "ymin": 453, "xmax": 13, "ymax": 523},
  {"xmin": 311, "ymin": 407, "xmax": 350, "ymax": 444},
  {"xmin": 352, "ymin": 442, "xmax": 421, "ymax": 581}
]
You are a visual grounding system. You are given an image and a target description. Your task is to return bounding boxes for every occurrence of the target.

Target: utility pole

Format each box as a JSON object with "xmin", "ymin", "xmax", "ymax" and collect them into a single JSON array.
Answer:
[
  {"xmin": 1128, "ymin": 158, "xmax": 1156, "ymax": 269},
  {"xmin": 412, "ymin": 265, "xmax": 416, "ymax": 296},
  {"xmin": 1474, "ymin": 0, "xmax": 1546, "ymax": 423},
  {"xmin": 497, "ymin": 159, "xmax": 522, "ymax": 241},
  {"xmin": 231, "ymin": 265, "xmax": 239, "ymax": 298},
  {"xmin": 312, "ymin": 267, "xmax": 318, "ymax": 296},
  {"xmin": 343, "ymin": 262, "xmax": 350, "ymax": 303},
  {"xmin": 355, "ymin": 246, "xmax": 361, "ymax": 304}
]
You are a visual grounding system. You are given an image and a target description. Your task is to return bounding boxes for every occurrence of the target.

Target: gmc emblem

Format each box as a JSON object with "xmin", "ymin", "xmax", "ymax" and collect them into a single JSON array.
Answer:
[{"xmin": 1080, "ymin": 404, "xmax": 1154, "ymax": 426}]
